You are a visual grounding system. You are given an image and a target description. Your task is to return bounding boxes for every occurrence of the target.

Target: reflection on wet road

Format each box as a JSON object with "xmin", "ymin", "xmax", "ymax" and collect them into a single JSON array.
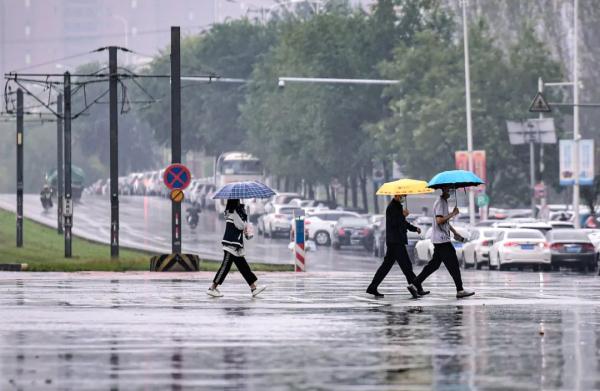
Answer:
[
  {"xmin": 1, "ymin": 271, "xmax": 600, "ymax": 390},
  {"xmin": 0, "ymin": 194, "xmax": 379, "ymax": 270}
]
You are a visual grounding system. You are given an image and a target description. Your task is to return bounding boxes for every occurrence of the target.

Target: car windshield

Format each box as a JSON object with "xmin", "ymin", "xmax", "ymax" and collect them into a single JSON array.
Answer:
[
  {"xmin": 339, "ymin": 218, "xmax": 369, "ymax": 226},
  {"xmin": 551, "ymin": 231, "xmax": 590, "ymax": 241},
  {"xmin": 483, "ymin": 230, "xmax": 501, "ymax": 238},
  {"xmin": 507, "ymin": 230, "xmax": 544, "ymax": 239},
  {"xmin": 279, "ymin": 208, "xmax": 300, "ymax": 215}
]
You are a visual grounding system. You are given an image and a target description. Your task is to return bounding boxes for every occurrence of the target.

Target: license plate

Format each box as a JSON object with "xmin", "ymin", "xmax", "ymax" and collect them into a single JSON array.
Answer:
[
  {"xmin": 521, "ymin": 244, "xmax": 534, "ymax": 250},
  {"xmin": 566, "ymin": 246, "xmax": 580, "ymax": 253},
  {"xmin": 351, "ymin": 239, "xmax": 361, "ymax": 245}
]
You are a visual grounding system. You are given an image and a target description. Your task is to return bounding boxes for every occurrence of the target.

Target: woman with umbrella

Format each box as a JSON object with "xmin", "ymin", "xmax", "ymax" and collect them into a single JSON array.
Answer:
[
  {"xmin": 367, "ymin": 179, "xmax": 432, "ymax": 298},
  {"xmin": 207, "ymin": 181, "xmax": 274, "ymax": 298},
  {"xmin": 408, "ymin": 170, "xmax": 481, "ymax": 299}
]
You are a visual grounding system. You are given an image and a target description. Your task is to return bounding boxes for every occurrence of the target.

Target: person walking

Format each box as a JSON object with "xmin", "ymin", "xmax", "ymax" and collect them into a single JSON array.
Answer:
[
  {"xmin": 207, "ymin": 199, "xmax": 266, "ymax": 298},
  {"xmin": 366, "ymin": 195, "xmax": 428, "ymax": 298},
  {"xmin": 409, "ymin": 186, "xmax": 475, "ymax": 299}
]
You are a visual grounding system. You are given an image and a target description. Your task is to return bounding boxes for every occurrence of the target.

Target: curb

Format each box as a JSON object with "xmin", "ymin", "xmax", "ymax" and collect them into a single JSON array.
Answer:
[{"xmin": 0, "ymin": 263, "xmax": 29, "ymax": 271}]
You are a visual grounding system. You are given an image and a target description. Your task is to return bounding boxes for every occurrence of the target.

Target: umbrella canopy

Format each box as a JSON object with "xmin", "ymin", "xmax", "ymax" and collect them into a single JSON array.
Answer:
[
  {"xmin": 427, "ymin": 170, "xmax": 484, "ymax": 189},
  {"xmin": 376, "ymin": 179, "xmax": 434, "ymax": 196},
  {"xmin": 212, "ymin": 181, "xmax": 276, "ymax": 200}
]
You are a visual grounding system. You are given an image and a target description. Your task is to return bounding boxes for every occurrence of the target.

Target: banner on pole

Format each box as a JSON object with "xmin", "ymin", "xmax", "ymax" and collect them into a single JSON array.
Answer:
[
  {"xmin": 455, "ymin": 150, "xmax": 486, "ymax": 193},
  {"xmin": 559, "ymin": 139, "xmax": 595, "ymax": 186}
]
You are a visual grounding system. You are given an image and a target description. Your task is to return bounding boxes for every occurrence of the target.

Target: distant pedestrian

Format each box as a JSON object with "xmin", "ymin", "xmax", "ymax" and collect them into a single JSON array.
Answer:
[
  {"xmin": 207, "ymin": 199, "xmax": 266, "ymax": 298},
  {"xmin": 409, "ymin": 186, "xmax": 475, "ymax": 299},
  {"xmin": 367, "ymin": 195, "xmax": 427, "ymax": 298}
]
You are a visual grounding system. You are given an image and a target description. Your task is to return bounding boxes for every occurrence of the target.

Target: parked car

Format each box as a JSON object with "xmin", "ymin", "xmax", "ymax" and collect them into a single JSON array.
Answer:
[
  {"xmin": 414, "ymin": 226, "xmax": 470, "ymax": 265},
  {"xmin": 546, "ymin": 229, "xmax": 597, "ymax": 272},
  {"xmin": 462, "ymin": 228, "xmax": 503, "ymax": 269},
  {"xmin": 304, "ymin": 210, "xmax": 361, "ymax": 246},
  {"xmin": 515, "ymin": 222, "xmax": 552, "ymax": 235},
  {"xmin": 548, "ymin": 221, "xmax": 575, "ymax": 229},
  {"xmin": 489, "ymin": 229, "xmax": 551, "ymax": 271},
  {"xmin": 258, "ymin": 205, "xmax": 302, "ymax": 238},
  {"xmin": 331, "ymin": 217, "xmax": 374, "ymax": 251}
]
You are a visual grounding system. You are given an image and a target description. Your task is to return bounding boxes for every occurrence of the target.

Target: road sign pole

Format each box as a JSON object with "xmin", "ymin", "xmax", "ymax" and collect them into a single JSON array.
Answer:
[
  {"xmin": 56, "ymin": 93, "xmax": 64, "ymax": 234},
  {"xmin": 171, "ymin": 26, "xmax": 182, "ymax": 253},
  {"xmin": 538, "ymin": 77, "xmax": 547, "ymax": 218},
  {"xmin": 109, "ymin": 46, "xmax": 119, "ymax": 258},
  {"xmin": 63, "ymin": 72, "xmax": 72, "ymax": 258},
  {"xmin": 16, "ymin": 89, "xmax": 23, "ymax": 248},
  {"xmin": 573, "ymin": 0, "xmax": 581, "ymax": 228},
  {"xmin": 294, "ymin": 211, "xmax": 305, "ymax": 272},
  {"xmin": 529, "ymin": 140, "xmax": 536, "ymax": 217}
]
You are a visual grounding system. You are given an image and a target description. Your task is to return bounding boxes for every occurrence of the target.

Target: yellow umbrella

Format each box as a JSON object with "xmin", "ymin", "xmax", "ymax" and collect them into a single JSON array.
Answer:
[{"xmin": 376, "ymin": 179, "xmax": 434, "ymax": 196}]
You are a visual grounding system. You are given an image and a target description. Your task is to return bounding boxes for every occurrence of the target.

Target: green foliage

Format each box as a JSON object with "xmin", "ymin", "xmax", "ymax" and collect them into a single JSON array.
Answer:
[{"xmin": 137, "ymin": 19, "xmax": 278, "ymax": 158}]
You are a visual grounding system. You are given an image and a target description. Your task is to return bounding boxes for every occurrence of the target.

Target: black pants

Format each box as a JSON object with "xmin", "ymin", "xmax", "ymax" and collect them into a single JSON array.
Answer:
[
  {"xmin": 369, "ymin": 244, "xmax": 420, "ymax": 289},
  {"xmin": 213, "ymin": 251, "xmax": 257, "ymax": 286},
  {"xmin": 414, "ymin": 242, "xmax": 463, "ymax": 291}
]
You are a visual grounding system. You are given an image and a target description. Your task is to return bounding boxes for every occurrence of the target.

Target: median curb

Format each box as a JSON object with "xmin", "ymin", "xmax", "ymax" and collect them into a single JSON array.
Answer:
[{"xmin": 0, "ymin": 263, "xmax": 29, "ymax": 271}]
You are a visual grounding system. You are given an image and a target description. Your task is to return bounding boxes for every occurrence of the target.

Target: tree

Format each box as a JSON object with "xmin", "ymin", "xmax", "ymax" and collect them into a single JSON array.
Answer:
[
  {"xmin": 137, "ymin": 20, "xmax": 278, "ymax": 159},
  {"xmin": 370, "ymin": 20, "xmax": 563, "ymax": 206}
]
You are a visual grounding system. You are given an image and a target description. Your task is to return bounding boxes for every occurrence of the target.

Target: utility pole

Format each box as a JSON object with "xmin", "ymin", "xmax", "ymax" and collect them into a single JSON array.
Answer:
[
  {"xmin": 63, "ymin": 72, "xmax": 72, "ymax": 258},
  {"xmin": 171, "ymin": 26, "xmax": 182, "ymax": 253},
  {"xmin": 572, "ymin": 0, "xmax": 581, "ymax": 228},
  {"xmin": 462, "ymin": 0, "xmax": 476, "ymax": 225},
  {"xmin": 56, "ymin": 93, "xmax": 64, "ymax": 234},
  {"xmin": 16, "ymin": 88, "xmax": 23, "ymax": 247},
  {"xmin": 109, "ymin": 46, "xmax": 119, "ymax": 257}
]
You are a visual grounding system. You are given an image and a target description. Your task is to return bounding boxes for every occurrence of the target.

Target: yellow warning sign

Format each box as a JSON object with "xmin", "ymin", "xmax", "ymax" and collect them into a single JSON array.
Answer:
[{"xmin": 170, "ymin": 189, "xmax": 184, "ymax": 203}]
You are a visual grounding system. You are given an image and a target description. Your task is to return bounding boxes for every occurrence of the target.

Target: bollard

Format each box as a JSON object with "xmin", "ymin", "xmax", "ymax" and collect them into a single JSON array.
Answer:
[{"xmin": 294, "ymin": 210, "xmax": 305, "ymax": 272}]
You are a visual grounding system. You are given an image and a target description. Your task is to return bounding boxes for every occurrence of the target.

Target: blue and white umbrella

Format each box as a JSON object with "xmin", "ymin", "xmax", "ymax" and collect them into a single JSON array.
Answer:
[{"xmin": 212, "ymin": 181, "xmax": 276, "ymax": 200}]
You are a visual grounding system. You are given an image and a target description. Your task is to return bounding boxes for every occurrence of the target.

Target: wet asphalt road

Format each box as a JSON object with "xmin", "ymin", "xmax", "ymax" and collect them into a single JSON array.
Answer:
[
  {"xmin": 0, "ymin": 194, "xmax": 380, "ymax": 271},
  {"xmin": 2, "ymin": 270, "xmax": 600, "ymax": 390}
]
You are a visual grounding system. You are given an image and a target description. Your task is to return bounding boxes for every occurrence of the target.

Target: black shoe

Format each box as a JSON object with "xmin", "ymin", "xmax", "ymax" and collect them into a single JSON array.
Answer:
[
  {"xmin": 407, "ymin": 284, "xmax": 419, "ymax": 299},
  {"xmin": 417, "ymin": 289, "xmax": 430, "ymax": 296},
  {"xmin": 366, "ymin": 286, "xmax": 384, "ymax": 298}
]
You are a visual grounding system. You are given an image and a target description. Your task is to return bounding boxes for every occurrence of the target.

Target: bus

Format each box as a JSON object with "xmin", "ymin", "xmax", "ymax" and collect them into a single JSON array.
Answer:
[{"xmin": 214, "ymin": 152, "xmax": 264, "ymax": 214}]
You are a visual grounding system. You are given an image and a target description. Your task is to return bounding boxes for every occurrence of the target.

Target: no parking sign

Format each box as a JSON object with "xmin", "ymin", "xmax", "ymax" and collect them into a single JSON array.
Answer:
[{"xmin": 163, "ymin": 163, "xmax": 191, "ymax": 190}]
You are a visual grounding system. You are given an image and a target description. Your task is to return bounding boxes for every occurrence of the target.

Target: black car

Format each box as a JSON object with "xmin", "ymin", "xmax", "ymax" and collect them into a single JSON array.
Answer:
[
  {"xmin": 332, "ymin": 217, "xmax": 374, "ymax": 251},
  {"xmin": 546, "ymin": 229, "xmax": 598, "ymax": 272}
]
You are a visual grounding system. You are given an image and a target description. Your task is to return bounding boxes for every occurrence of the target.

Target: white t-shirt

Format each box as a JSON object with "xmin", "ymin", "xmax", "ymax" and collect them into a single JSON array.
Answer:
[{"xmin": 432, "ymin": 196, "xmax": 451, "ymax": 244}]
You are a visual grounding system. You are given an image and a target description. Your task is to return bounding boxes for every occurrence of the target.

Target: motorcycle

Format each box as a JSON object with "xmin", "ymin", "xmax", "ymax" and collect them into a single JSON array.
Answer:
[
  {"xmin": 40, "ymin": 187, "xmax": 53, "ymax": 211},
  {"xmin": 186, "ymin": 204, "xmax": 201, "ymax": 229}
]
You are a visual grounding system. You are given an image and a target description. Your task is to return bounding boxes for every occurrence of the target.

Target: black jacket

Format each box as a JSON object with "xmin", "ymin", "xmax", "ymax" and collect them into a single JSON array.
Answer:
[
  {"xmin": 385, "ymin": 199, "xmax": 418, "ymax": 245},
  {"xmin": 221, "ymin": 205, "xmax": 248, "ymax": 249}
]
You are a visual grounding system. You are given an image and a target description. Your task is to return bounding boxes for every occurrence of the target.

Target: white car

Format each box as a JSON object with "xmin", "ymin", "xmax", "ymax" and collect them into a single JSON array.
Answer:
[
  {"xmin": 488, "ymin": 229, "xmax": 551, "ymax": 271},
  {"xmin": 258, "ymin": 205, "xmax": 302, "ymax": 238},
  {"xmin": 304, "ymin": 210, "xmax": 361, "ymax": 246},
  {"xmin": 462, "ymin": 228, "xmax": 503, "ymax": 269},
  {"xmin": 414, "ymin": 226, "xmax": 470, "ymax": 264}
]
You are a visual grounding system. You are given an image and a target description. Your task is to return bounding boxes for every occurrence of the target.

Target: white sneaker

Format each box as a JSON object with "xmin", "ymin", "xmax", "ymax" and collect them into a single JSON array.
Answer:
[
  {"xmin": 251, "ymin": 285, "xmax": 267, "ymax": 297},
  {"xmin": 456, "ymin": 290, "xmax": 475, "ymax": 299},
  {"xmin": 207, "ymin": 287, "xmax": 223, "ymax": 298}
]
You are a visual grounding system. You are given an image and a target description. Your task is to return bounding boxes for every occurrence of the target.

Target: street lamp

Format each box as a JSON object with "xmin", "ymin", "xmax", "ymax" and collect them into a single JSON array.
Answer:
[{"xmin": 461, "ymin": 0, "xmax": 476, "ymax": 226}]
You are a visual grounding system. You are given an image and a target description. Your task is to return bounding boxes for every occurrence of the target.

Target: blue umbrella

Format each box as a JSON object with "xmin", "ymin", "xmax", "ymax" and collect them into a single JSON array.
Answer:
[
  {"xmin": 427, "ymin": 170, "xmax": 484, "ymax": 189},
  {"xmin": 212, "ymin": 181, "xmax": 276, "ymax": 200}
]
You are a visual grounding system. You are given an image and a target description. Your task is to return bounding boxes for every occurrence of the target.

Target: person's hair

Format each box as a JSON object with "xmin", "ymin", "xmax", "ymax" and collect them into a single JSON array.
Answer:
[{"xmin": 225, "ymin": 199, "xmax": 240, "ymax": 212}]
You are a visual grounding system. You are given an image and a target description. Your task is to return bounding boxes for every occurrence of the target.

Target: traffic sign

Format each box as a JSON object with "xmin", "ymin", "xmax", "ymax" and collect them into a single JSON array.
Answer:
[
  {"xmin": 170, "ymin": 189, "xmax": 184, "ymax": 203},
  {"xmin": 163, "ymin": 163, "xmax": 191, "ymax": 190},
  {"xmin": 476, "ymin": 193, "xmax": 489, "ymax": 207},
  {"xmin": 529, "ymin": 92, "xmax": 551, "ymax": 113}
]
